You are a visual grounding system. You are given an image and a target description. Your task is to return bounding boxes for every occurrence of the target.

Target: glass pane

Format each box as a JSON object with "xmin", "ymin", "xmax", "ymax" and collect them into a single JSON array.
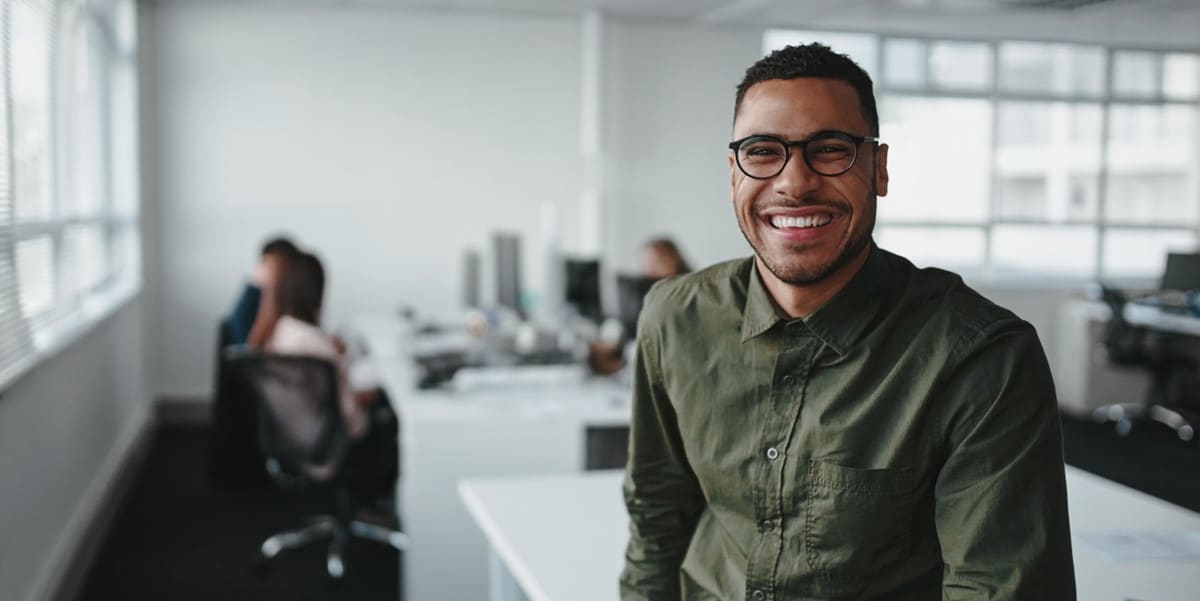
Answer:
[
  {"xmin": 1163, "ymin": 53, "xmax": 1200, "ymax": 100},
  {"xmin": 62, "ymin": 17, "xmax": 104, "ymax": 219},
  {"xmin": 109, "ymin": 224, "xmax": 140, "ymax": 280},
  {"xmin": 763, "ymin": 30, "xmax": 879, "ymax": 79},
  {"xmin": 17, "ymin": 236, "xmax": 55, "ymax": 318},
  {"xmin": 992, "ymin": 225, "xmax": 1097, "ymax": 277},
  {"xmin": 878, "ymin": 96, "xmax": 992, "ymax": 223},
  {"xmin": 64, "ymin": 225, "xmax": 106, "ymax": 294},
  {"xmin": 995, "ymin": 102, "xmax": 1102, "ymax": 221},
  {"xmin": 1113, "ymin": 51, "xmax": 1159, "ymax": 98},
  {"xmin": 1104, "ymin": 104, "xmax": 1200, "ymax": 224},
  {"xmin": 998, "ymin": 42, "xmax": 1105, "ymax": 96},
  {"xmin": 12, "ymin": 0, "xmax": 53, "ymax": 222},
  {"xmin": 929, "ymin": 41, "xmax": 991, "ymax": 90},
  {"xmin": 875, "ymin": 226, "xmax": 985, "ymax": 271},
  {"xmin": 883, "ymin": 38, "xmax": 926, "ymax": 88},
  {"xmin": 0, "ymin": 10, "xmax": 9, "ymax": 228},
  {"xmin": 1102, "ymin": 229, "xmax": 1198, "ymax": 278}
]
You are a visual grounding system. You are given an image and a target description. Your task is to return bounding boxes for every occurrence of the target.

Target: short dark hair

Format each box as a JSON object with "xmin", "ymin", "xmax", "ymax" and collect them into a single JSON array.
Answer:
[
  {"xmin": 275, "ymin": 251, "xmax": 325, "ymax": 326},
  {"xmin": 734, "ymin": 43, "xmax": 879, "ymax": 136},
  {"xmin": 260, "ymin": 236, "xmax": 299, "ymax": 258}
]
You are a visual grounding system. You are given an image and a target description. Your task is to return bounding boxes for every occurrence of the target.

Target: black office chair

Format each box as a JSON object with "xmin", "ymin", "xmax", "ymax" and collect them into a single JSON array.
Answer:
[
  {"xmin": 225, "ymin": 350, "xmax": 409, "ymax": 580},
  {"xmin": 1091, "ymin": 285, "xmax": 1199, "ymax": 441},
  {"xmin": 209, "ymin": 322, "xmax": 268, "ymax": 486}
]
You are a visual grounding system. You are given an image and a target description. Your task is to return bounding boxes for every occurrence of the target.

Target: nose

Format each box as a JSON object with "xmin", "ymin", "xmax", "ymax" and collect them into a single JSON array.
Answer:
[{"xmin": 772, "ymin": 149, "xmax": 823, "ymax": 200}]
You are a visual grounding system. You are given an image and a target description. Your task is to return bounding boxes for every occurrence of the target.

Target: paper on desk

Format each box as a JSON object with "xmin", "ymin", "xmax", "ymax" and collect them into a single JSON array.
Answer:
[{"xmin": 1077, "ymin": 529, "xmax": 1200, "ymax": 562}]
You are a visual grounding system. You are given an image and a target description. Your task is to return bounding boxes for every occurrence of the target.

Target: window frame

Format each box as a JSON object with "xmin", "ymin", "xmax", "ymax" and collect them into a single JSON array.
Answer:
[
  {"xmin": 0, "ymin": 0, "xmax": 141, "ymax": 394},
  {"xmin": 765, "ymin": 29, "xmax": 1200, "ymax": 288}
]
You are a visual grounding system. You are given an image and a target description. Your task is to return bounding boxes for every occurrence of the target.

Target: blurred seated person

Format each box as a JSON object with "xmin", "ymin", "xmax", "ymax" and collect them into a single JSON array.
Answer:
[
  {"xmin": 641, "ymin": 237, "xmax": 691, "ymax": 279},
  {"xmin": 223, "ymin": 236, "xmax": 298, "ymax": 346},
  {"xmin": 590, "ymin": 237, "xmax": 692, "ymax": 375},
  {"xmin": 267, "ymin": 251, "xmax": 398, "ymax": 505}
]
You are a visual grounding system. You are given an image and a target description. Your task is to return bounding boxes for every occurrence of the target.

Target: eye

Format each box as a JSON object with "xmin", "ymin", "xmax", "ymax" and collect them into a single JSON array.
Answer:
[
  {"xmin": 739, "ymin": 138, "xmax": 786, "ymax": 161},
  {"xmin": 809, "ymin": 140, "xmax": 854, "ymax": 158},
  {"xmin": 746, "ymin": 145, "xmax": 783, "ymax": 157}
]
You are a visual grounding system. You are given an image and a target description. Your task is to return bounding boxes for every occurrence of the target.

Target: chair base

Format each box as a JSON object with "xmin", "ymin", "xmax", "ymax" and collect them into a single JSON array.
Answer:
[
  {"xmin": 1092, "ymin": 403, "xmax": 1197, "ymax": 442},
  {"xmin": 259, "ymin": 514, "xmax": 409, "ymax": 579}
]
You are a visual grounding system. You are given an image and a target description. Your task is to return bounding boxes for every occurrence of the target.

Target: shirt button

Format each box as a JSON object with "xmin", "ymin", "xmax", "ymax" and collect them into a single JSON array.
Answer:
[
  {"xmin": 782, "ymin": 375, "xmax": 795, "ymax": 385},
  {"xmin": 766, "ymin": 447, "xmax": 780, "ymax": 460},
  {"xmin": 752, "ymin": 590, "xmax": 766, "ymax": 601},
  {"xmin": 760, "ymin": 519, "xmax": 775, "ymax": 532}
]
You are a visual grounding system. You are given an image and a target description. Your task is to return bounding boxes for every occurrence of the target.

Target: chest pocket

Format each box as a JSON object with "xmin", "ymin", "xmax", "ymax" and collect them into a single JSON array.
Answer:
[{"xmin": 802, "ymin": 459, "xmax": 914, "ymax": 597}]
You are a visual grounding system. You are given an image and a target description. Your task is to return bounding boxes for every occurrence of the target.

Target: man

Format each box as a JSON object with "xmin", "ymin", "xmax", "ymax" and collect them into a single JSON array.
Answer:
[
  {"xmin": 620, "ymin": 43, "xmax": 1075, "ymax": 600},
  {"xmin": 223, "ymin": 236, "xmax": 298, "ymax": 346}
]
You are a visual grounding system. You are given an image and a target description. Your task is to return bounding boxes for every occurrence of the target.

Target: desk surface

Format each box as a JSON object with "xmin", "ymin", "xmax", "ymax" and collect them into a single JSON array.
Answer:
[
  {"xmin": 461, "ymin": 467, "xmax": 1200, "ymax": 601},
  {"xmin": 1124, "ymin": 301, "xmax": 1200, "ymax": 336}
]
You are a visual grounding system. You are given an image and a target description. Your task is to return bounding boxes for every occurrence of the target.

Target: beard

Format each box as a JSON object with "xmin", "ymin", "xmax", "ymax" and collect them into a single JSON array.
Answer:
[{"xmin": 739, "ymin": 177, "xmax": 877, "ymax": 287}]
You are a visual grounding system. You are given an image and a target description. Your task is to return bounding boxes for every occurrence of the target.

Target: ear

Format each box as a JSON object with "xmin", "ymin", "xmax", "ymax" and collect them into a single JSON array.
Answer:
[
  {"xmin": 729, "ymin": 153, "xmax": 738, "ymax": 197},
  {"xmin": 874, "ymin": 143, "xmax": 889, "ymax": 198}
]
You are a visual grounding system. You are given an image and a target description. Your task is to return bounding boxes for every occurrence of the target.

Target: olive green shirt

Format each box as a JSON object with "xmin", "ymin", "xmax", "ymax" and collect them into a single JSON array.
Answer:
[{"xmin": 620, "ymin": 246, "xmax": 1075, "ymax": 601}]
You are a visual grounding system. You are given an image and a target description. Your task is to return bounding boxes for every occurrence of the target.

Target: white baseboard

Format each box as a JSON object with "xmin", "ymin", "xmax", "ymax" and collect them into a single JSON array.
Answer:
[{"xmin": 25, "ymin": 401, "xmax": 156, "ymax": 601}]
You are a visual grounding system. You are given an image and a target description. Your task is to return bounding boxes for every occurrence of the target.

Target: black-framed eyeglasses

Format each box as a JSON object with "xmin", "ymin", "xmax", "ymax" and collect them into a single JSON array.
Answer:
[{"xmin": 728, "ymin": 131, "xmax": 880, "ymax": 179}]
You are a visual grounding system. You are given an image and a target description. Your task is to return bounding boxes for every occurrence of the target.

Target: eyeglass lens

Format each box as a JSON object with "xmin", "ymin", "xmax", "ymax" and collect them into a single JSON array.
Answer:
[{"xmin": 736, "ymin": 135, "xmax": 859, "ymax": 178}]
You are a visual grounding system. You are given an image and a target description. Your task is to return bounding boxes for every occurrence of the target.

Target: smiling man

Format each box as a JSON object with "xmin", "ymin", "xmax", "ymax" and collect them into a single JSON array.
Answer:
[{"xmin": 620, "ymin": 44, "xmax": 1076, "ymax": 600}]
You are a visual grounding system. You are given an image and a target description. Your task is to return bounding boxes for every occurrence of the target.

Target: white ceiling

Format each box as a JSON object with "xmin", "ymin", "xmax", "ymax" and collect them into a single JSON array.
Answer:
[{"xmin": 147, "ymin": 0, "xmax": 1200, "ymax": 49}]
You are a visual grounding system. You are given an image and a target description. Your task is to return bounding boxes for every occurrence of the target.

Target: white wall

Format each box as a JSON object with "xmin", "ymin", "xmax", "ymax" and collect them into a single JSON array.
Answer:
[
  {"xmin": 145, "ymin": 6, "xmax": 1109, "ymax": 399},
  {"xmin": 144, "ymin": 3, "xmax": 585, "ymax": 398},
  {"xmin": 0, "ymin": 299, "xmax": 149, "ymax": 601},
  {"xmin": 602, "ymin": 19, "xmax": 761, "ymax": 272}
]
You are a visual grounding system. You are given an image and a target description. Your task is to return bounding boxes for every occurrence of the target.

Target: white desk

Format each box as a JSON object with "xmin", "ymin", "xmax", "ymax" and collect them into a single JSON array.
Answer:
[
  {"xmin": 350, "ymin": 314, "xmax": 632, "ymax": 601},
  {"xmin": 461, "ymin": 467, "xmax": 1200, "ymax": 601},
  {"xmin": 1125, "ymin": 302, "xmax": 1200, "ymax": 336}
]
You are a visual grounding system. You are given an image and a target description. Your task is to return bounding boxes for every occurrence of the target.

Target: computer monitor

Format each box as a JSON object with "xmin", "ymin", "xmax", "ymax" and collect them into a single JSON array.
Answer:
[
  {"xmin": 564, "ymin": 258, "xmax": 602, "ymax": 322},
  {"xmin": 616, "ymin": 274, "xmax": 659, "ymax": 339},
  {"xmin": 1161, "ymin": 252, "xmax": 1200, "ymax": 292},
  {"xmin": 494, "ymin": 232, "xmax": 523, "ymax": 317}
]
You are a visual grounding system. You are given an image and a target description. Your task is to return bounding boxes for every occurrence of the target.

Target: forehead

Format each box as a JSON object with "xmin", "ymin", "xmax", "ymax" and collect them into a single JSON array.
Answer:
[{"xmin": 734, "ymin": 77, "xmax": 868, "ymax": 138}]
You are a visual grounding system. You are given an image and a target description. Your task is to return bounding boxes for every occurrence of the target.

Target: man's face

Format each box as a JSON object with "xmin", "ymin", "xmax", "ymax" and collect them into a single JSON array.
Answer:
[{"xmin": 730, "ymin": 78, "xmax": 888, "ymax": 287}]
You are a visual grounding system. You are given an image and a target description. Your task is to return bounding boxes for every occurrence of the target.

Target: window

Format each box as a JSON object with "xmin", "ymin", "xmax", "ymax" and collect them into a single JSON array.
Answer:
[
  {"xmin": 765, "ymin": 31, "xmax": 1200, "ymax": 282},
  {"xmin": 0, "ymin": 0, "xmax": 141, "ymax": 390}
]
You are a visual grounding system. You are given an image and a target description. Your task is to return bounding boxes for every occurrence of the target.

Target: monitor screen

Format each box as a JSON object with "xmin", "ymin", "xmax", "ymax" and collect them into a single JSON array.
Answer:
[
  {"xmin": 1161, "ymin": 252, "xmax": 1200, "ymax": 292},
  {"xmin": 616, "ymin": 274, "xmax": 659, "ymax": 339},
  {"xmin": 564, "ymin": 258, "xmax": 602, "ymax": 322}
]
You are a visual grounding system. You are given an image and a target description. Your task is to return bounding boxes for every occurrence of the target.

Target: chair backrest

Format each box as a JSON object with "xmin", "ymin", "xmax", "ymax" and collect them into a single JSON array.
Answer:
[
  {"xmin": 1098, "ymin": 284, "xmax": 1143, "ymax": 365},
  {"xmin": 224, "ymin": 350, "xmax": 347, "ymax": 481}
]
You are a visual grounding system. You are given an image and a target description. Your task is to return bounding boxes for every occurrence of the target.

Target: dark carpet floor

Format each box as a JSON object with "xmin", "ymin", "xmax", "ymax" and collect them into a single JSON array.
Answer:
[
  {"xmin": 75, "ymin": 414, "xmax": 1200, "ymax": 601},
  {"xmin": 76, "ymin": 424, "xmax": 399, "ymax": 601},
  {"xmin": 1061, "ymin": 412, "xmax": 1200, "ymax": 513}
]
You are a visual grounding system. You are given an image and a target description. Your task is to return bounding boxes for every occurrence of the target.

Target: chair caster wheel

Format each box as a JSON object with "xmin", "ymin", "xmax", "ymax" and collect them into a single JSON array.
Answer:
[
  {"xmin": 1115, "ymin": 419, "xmax": 1133, "ymax": 437},
  {"xmin": 1179, "ymin": 425, "xmax": 1195, "ymax": 442}
]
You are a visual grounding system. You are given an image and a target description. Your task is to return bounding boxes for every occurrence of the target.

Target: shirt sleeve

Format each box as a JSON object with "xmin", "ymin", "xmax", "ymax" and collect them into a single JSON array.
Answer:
[
  {"xmin": 226, "ymin": 283, "xmax": 262, "ymax": 345},
  {"xmin": 935, "ymin": 320, "xmax": 1076, "ymax": 600},
  {"xmin": 620, "ymin": 325, "xmax": 706, "ymax": 601}
]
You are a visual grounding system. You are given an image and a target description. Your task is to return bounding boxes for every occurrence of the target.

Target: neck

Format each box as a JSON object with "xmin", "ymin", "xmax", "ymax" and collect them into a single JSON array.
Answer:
[{"xmin": 757, "ymin": 246, "xmax": 871, "ymax": 319}]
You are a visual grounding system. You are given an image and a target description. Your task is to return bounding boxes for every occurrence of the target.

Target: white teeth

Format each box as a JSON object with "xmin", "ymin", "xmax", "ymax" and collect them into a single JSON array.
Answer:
[{"xmin": 770, "ymin": 214, "xmax": 833, "ymax": 229}]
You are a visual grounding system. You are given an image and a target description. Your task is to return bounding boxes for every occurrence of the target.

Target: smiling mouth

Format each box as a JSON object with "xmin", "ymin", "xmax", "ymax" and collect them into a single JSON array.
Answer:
[{"xmin": 768, "ymin": 213, "xmax": 834, "ymax": 230}]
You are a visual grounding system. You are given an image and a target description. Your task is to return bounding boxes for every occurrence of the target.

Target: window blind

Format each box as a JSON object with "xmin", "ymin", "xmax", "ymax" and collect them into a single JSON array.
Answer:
[{"xmin": 0, "ymin": 0, "xmax": 140, "ymax": 393}]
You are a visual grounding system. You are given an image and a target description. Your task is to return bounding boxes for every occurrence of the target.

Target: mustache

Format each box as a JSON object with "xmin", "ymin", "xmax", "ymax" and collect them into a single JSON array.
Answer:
[{"xmin": 754, "ymin": 198, "xmax": 852, "ymax": 213}]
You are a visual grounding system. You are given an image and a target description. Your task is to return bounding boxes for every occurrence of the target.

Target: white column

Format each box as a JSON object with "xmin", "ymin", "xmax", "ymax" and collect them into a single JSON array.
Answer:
[{"xmin": 577, "ymin": 10, "xmax": 604, "ymax": 257}]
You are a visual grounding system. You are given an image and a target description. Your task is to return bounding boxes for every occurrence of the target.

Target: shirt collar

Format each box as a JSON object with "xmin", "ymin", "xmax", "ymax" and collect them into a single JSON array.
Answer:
[
  {"xmin": 740, "ymin": 259, "xmax": 788, "ymax": 343},
  {"xmin": 740, "ymin": 243, "xmax": 890, "ymax": 356}
]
